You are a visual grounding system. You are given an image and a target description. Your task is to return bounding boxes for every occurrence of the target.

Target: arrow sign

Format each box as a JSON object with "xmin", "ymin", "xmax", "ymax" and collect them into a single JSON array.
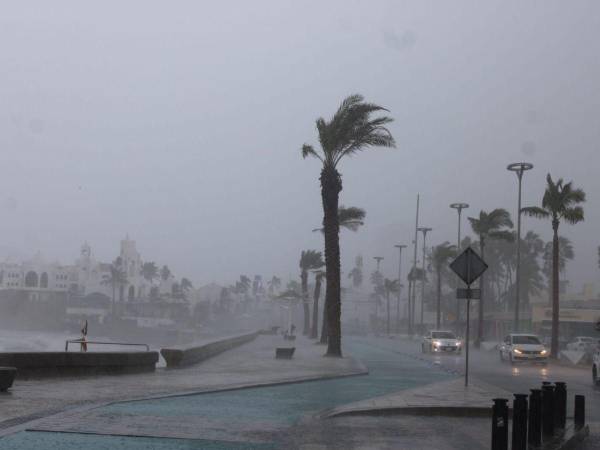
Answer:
[{"xmin": 449, "ymin": 246, "xmax": 488, "ymax": 286}]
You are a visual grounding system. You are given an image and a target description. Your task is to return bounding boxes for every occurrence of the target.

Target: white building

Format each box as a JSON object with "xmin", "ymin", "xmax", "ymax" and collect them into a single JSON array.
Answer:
[{"xmin": 0, "ymin": 252, "xmax": 70, "ymax": 300}]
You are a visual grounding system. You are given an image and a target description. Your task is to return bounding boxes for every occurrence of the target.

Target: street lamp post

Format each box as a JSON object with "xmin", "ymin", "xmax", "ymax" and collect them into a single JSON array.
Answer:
[
  {"xmin": 417, "ymin": 227, "xmax": 432, "ymax": 331},
  {"xmin": 450, "ymin": 203, "xmax": 469, "ymax": 326},
  {"xmin": 394, "ymin": 244, "xmax": 407, "ymax": 334},
  {"xmin": 507, "ymin": 162, "xmax": 533, "ymax": 332}
]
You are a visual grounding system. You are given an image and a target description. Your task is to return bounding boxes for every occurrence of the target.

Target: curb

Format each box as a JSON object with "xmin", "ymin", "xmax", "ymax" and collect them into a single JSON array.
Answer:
[{"xmin": 322, "ymin": 405, "xmax": 491, "ymax": 419}]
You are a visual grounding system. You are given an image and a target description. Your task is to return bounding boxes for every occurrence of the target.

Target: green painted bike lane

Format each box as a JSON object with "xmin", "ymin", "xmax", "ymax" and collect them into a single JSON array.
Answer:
[{"xmin": 0, "ymin": 338, "xmax": 455, "ymax": 449}]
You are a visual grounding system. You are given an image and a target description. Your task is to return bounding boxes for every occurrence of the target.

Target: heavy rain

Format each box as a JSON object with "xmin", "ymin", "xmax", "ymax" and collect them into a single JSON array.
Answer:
[{"xmin": 0, "ymin": 2, "xmax": 599, "ymax": 449}]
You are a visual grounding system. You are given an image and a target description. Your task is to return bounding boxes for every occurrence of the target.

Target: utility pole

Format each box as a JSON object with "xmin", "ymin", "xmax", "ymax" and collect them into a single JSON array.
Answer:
[
  {"xmin": 394, "ymin": 244, "xmax": 407, "ymax": 334},
  {"xmin": 410, "ymin": 195, "xmax": 420, "ymax": 335},
  {"xmin": 418, "ymin": 227, "xmax": 432, "ymax": 331},
  {"xmin": 373, "ymin": 256, "xmax": 384, "ymax": 334}
]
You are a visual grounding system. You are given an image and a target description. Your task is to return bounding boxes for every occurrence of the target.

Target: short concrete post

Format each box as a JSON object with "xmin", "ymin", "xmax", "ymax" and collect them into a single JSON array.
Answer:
[
  {"xmin": 574, "ymin": 395, "xmax": 585, "ymax": 430},
  {"xmin": 528, "ymin": 389, "xmax": 542, "ymax": 448},
  {"xmin": 554, "ymin": 381, "xmax": 567, "ymax": 429},
  {"xmin": 541, "ymin": 384, "xmax": 555, "ymax": 437},
  {"xmin": 511, "ymin": 394, "xmax": 528, "ymax": 450},
  {"xmin": 491, "ymin": 398, "xmax": 509, "ymax": 450}
]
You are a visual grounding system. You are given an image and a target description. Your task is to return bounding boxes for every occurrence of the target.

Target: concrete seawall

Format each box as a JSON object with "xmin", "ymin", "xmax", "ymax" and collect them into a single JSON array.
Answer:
[
  {"xmin": 160, "ymin": 331, "xmax": 259, "ymax": 368},
  {"xmin": 0, "ymin": 351, "xmax": 159, "ymax": 378}
]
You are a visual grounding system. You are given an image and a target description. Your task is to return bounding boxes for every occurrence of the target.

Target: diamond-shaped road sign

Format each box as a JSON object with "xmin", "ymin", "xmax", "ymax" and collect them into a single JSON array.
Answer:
[{"xmin": 450, "ymin": 246, "xmax": 488, "ymax": 286}]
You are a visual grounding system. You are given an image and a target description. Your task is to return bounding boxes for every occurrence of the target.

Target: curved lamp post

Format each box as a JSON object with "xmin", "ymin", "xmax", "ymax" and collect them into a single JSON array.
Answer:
[{"xmin": 507, "ymin": 162, "xmax": 533, "ymax": 332}]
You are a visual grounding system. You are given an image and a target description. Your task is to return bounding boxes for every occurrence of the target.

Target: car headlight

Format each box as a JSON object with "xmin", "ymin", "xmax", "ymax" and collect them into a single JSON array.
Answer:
[
  {"xmin": 456, "ymin": 341, "xmax": 462, "ymax": 346},
  {"xmin": 513, "ymin": 348, "xmax": 523, "ymax": 355},
  {"xmin": 433, "ymin": 340, "xmax": 441, "ymax": 347},
  {"xmin": 540, "ymin": 349, "xmax": 548, "ymax": 356}
]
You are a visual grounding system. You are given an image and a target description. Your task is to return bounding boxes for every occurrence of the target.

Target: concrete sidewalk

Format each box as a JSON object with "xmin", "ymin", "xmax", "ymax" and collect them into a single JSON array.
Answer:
[
  {"xmin": 322, "ymin": 377, "xmax": 513, "ymax": 418},
  {"xmin": 0, "ymin": 335, "xmax": 366, "ymax": 435}
]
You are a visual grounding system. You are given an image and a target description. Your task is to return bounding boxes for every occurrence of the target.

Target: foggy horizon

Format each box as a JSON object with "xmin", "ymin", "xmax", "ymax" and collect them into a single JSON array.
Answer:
[{"xmin": 2, "ymin": 1, "xmax": 599, "ymax": 291}]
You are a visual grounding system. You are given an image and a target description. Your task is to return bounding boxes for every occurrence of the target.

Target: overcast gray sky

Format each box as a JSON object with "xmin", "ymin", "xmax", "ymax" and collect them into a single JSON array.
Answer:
[{"xmin": 1, "ymin": 1, "xmax": 599, "ymax": 290}]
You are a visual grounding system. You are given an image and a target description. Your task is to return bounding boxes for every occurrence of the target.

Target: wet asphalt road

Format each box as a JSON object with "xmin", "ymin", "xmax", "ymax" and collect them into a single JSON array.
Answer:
[{"xmin": 369, "ymin": 336, "xmax": 600, "ymax": 421}]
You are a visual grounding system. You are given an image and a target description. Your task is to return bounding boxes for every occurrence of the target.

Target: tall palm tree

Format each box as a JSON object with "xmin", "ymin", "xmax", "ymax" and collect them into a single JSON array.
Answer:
[
  {"xmin": 181, "ymin": 277, "xmax": 193, "ymax": 293},
  {"xmin": 430, "ymin": 242, "xmax": 457, "ymax": 329},
  {"xmin": 468, "ymin": 209, "xmax": 514, "ymax": 347},
  {"xmin": 236, "ymin": 275, "xmax": 251, "ymax": 294},
  {"xmin": 302, "ymin": 94, "xmax": 395, "ymax": 356},
  {"xmin": 140, "ymin": 262, "xmax": 159, "ymax": 284},
  {"xmin": 522, "ymin": 174, "xmax": 585, "ymax": 357},
  {"xmin": 299, "ymin": 250, "xmax": 325, "ymax": 335},
  {"xmin": 102, "ymin": 258, "xmax": 127, "ymax": 318},
  {"xmin": 267, "ymin": 276, "xmax": 282, "ymax": 295},
  {"xmin": 160, "ymin": 265, "xmax": 171, "ymax": 282},
  {"xmin": 383, "ymin": 278, "xmax": 399, "ymax": 335},
  {"xmin": 407, "ymin": 267, "xmax": 425, "ymax": 335},
  {"xmin": 310, "ymin": 270, "xmax": 325, "ymax": 339}
]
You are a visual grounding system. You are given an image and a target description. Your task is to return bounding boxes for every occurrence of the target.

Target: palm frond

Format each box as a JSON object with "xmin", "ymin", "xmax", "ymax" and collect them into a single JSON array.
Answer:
[
  {"xmin": 562, "ymin": 206, "xmax": 584, "ymax": 225},
  {"xmin": 301, "ymin": 144, "xmax": 322, "ymax": 161},
  {"xmin": 521, "ymin": 206, "xmax": 550, "ymax": 219},
  {"xmin": 488, "ymin": 230, "xmax": 515, "ymax": 242}
]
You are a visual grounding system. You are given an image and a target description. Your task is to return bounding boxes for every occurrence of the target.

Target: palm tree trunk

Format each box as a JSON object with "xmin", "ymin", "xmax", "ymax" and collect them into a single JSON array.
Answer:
[
  {"xmin": 319, "ymin": 296, "xmax": 328, "ymax": 344},
  {"xmin": 310, "ymin": 276, "xmax": 322, "ymax": 339},
  {"xmin": 301, "ymin": 270, "xmax": 310, "ymax": 335},
  {"xmin": 476, "ymin": 238, "xmax": 485, "ymax": 348},
  {"xmin": 436, "ymin": 267, "xmax": 442, "ymax": 329},
  {"xmin": 321, "ymin": 167, "xmax": 342, "ymax": 357},
  {"xmin": 551, "ymin": 220, "xmax": 560, "ymax": 358}
]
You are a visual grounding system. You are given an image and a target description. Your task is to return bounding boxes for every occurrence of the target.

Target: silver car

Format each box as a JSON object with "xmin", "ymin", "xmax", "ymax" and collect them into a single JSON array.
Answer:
[
  {"xmin": 422, "ymin": 330, "xmax": 462, "ymax": 354},
  {"xmin": 499, "ymin": 334, "xmax": 549, "ymax": 364}
]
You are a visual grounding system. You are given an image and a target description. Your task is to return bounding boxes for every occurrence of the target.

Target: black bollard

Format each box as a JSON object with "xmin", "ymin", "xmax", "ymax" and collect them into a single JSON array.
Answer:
[
  {"xmin": 528, "ymin": 389, "xmax": 542, "ymax": 447},
  {"xmin": 554, "ymin": 382, "xmax": 567, "ymax": 429},
  {"xmin": 511, "ymin": 394, "xmax": 528, "ymax": 450},
  {"xmin": 575, "ymin": 395, "xmax": 585, "ymax": 430},
  {"xmin": 491, "ymin": 398, "xmax": 509, "ymax": 450},
  {"xmin": 541, "ymin": 384, "xmax": 555, "ymax": 437}
]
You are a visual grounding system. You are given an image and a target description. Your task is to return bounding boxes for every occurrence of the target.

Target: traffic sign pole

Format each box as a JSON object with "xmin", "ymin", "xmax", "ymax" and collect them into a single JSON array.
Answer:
[
  {"xmin": 465, "ymin": 298, "xmax": 470, "ymax": 387},
  {"xmin": 449, "ymin": 246, "xmax": 488, "ymax": 388}
]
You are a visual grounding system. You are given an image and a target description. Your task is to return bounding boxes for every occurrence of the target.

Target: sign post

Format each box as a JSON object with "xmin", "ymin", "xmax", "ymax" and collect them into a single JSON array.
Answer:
[{"xmin": 450, "ymin": 247, "xmax": 488, "ymax": 387}]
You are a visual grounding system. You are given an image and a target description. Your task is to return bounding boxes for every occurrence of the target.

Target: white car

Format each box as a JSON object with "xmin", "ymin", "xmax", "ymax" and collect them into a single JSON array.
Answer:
[
  {"xmin": 422, "ymin": 330, "xmax": 462, "ymax": 354},
  {"xmin": 567, "ymin": 336, "xmax": 598, "ymax": 353},
  {"xmin": 499, "ymin": 334, "xmax": 549, "ymax": 364}
]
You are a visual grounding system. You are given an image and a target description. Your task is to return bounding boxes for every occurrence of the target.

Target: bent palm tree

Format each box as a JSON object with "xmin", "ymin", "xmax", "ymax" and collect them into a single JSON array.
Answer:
[
  {"xmin": 299, "ymin": 250, "xmax": 325, "ymax": 335},
  {"xmin": 430, "ymin": 242, "xmax": 457, "ymax": 329},
  {"xmin": 522, "ymin": 174, "xmax": 585, "ymax": 357},
  {"xmin": 310, "ymin": 270, "xmax": 325, "ymax": 339},
  {"xmin": 313, "ymin": 206, "xmax": 366, "ymax": 233},
  {"xmin": 468, "ymin": 209, "xmax": 513, "ymax": 347},
  {"xmin": 302, "ymin": 94, "xmax": 395, "ymax": 356}
]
